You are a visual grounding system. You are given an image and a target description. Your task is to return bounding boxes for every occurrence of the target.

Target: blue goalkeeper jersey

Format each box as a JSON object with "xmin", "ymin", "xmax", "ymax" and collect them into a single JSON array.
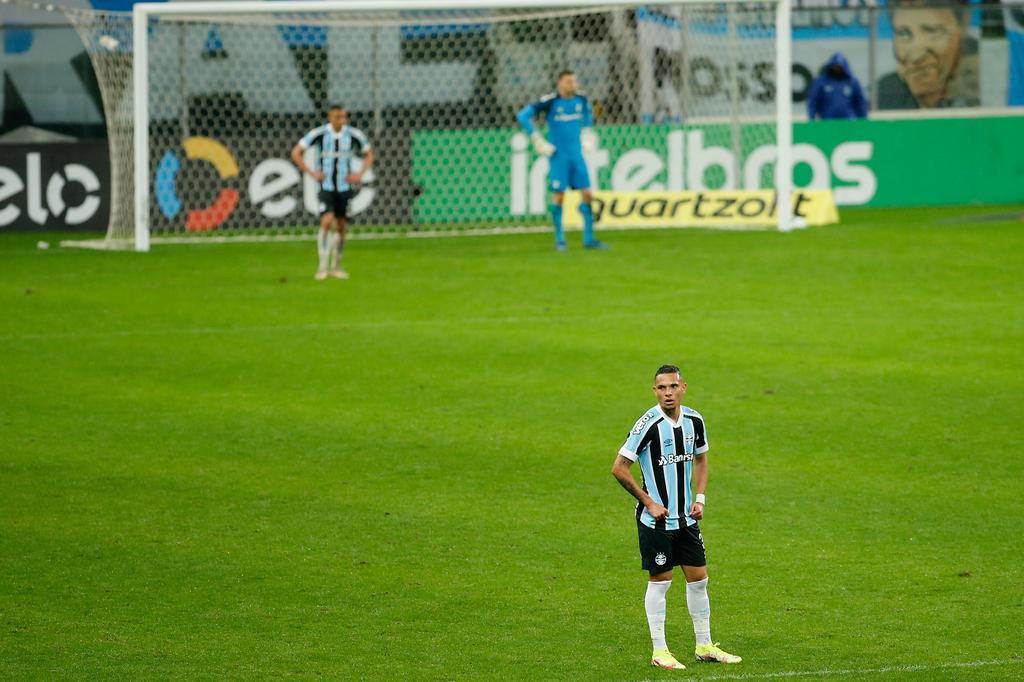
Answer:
[{"xmin": 516, "ymin": 92, "xmax": 593, "ymax": 156}]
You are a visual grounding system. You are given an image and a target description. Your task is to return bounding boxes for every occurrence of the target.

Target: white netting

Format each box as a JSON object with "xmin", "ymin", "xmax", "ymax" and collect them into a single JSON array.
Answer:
[
  {"xmin": 74, "ymin": 13, "xmax": 134, "ymax": 246},
  {"xmin": 14, "ymin": 1, "xmax": 785, "ymax": 245}
]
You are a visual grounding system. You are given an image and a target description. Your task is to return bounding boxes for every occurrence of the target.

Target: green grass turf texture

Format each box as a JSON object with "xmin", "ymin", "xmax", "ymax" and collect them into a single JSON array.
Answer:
[{"xmin": 1, "ymin": 205, "xmax": 1022, "ymax": 680}]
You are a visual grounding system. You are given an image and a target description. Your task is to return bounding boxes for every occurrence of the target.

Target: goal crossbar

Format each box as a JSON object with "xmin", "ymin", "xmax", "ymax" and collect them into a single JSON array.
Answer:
[{"xmin": 134, "ymin": 0, "xmax": 772, "ymax": 16}]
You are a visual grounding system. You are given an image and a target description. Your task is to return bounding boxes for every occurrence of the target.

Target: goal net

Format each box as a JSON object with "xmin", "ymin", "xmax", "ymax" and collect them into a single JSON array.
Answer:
[{"xmin": 66, "ymin": 0, "xmax": 793, "ymax": 249}]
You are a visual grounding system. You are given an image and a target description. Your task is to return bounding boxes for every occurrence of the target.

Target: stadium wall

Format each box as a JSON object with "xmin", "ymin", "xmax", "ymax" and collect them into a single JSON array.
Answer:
[{"xmin": 2, "ymin": 114, "xmax": 1021, "ymax": 234}]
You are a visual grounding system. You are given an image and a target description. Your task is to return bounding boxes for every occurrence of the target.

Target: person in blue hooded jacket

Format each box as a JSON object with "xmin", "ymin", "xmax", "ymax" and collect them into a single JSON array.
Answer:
[{"xmin": 807, "ymin": 53, "xmax": 868, "ymax": 120}]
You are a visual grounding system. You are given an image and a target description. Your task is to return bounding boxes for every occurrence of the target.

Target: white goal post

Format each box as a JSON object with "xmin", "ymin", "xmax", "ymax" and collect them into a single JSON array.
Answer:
[{"xmin": 126, "ymin": 0, "xmax": 793, "ymax": 251}]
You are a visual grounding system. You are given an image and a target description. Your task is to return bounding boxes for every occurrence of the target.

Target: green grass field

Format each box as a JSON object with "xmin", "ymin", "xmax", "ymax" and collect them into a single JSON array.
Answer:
[{"xmin": 2, "ymin": 206, "xmax": 1023, "ymax": 680}]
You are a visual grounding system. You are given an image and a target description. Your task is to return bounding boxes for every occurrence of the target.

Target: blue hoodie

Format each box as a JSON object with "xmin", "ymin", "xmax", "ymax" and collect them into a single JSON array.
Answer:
[{"xmin": 807, "ymin": 53, "xmax": 868, "ymax": 120}]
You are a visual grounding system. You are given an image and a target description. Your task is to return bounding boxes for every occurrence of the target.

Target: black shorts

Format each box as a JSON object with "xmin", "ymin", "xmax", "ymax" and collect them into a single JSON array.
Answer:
[
  {"xmin": 638, "ymin": 520, "xmax": 707, "ymax": 573},
  {"xmin": 318, "ymin": 189, "xmax": 353, "ymax": 218}
]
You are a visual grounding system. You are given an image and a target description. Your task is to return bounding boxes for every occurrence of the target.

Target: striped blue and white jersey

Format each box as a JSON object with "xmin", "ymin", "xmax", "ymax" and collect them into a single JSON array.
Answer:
[
  {"xmin": 619, "ymin": 405, "xmax": 709, "ymax": 530},
  {"xmin": 297, "ymin": 124, "xmax": 372, "ymax": 192}
]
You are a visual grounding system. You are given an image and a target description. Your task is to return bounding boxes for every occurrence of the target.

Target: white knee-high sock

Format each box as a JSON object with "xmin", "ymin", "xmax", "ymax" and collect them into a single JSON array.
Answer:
[
  {"xmin": 686, "ymin": 577, "xmax": 712, "ymax": 645},
  {"xmin": 317, "ymin": 230, "xmax": 330, "ymax": 271},
  {"xmin": 327, "ymin": 232, "xmax": 341, "ymax": 270},
  {"xmin": 645, "ymin": 580, "xmax": 672, "ymax": 651}
]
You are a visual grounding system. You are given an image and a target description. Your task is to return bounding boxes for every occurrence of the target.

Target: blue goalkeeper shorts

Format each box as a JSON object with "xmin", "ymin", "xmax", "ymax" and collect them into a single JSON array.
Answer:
[{"xmin": 548, "ymin": 152, "xmax": 591, "ymax": 193}]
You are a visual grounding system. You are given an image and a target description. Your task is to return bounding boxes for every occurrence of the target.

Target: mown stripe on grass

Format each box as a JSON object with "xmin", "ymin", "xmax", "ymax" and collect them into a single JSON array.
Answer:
[{"xmin": 683, "ymin": 657, "xmax": 1023, "ymax": 680}]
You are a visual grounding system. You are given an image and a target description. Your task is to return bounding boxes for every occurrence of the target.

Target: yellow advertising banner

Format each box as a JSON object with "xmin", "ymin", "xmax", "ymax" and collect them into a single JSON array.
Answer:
[{"xmin": 562, "ymin": 189, "xmax": 839, "ymax": 230}]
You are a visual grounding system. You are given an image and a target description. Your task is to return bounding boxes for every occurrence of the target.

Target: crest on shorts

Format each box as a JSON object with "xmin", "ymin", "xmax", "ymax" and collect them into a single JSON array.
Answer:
[{"xmin": 654, "ymin": 552, "xmax": 668, "ymax": 566}]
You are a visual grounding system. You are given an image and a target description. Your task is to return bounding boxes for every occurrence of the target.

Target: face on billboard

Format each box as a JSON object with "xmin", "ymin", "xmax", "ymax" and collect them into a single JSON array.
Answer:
[{"xmin": 892, "ymin": 7, "xmax": 964, "ymax": 106}]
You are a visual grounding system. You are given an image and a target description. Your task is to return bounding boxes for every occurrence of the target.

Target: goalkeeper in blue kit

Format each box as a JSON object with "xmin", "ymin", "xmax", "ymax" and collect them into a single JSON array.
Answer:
[{"xmin": 516, "ymin": 70, "xmax": 607, "ymax": 251}]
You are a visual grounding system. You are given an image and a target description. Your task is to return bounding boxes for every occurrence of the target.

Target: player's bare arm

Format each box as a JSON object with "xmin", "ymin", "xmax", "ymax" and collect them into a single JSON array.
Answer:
[
  {"xmin": 690, "ymin": 452, "xmax": 708, "ymax": 520},
  {"xmin": 291, "ymin": 144, "xmax": 324, "ymax": 182},
  {"xmin": 612, "ymin": 454, "xmax": 668, "ymax": 520},
  {"xmin": 346, "ymin": 148, "xmax": 374, "ymax": 185}
]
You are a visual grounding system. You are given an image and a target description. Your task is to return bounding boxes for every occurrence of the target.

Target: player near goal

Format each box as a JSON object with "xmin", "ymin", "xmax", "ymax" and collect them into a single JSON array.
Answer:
[
  {"xmin": 516, "ymin": 70, "xmax": 607, "ymax": 251},
  {"xmin": 291, "ymin": 105, "xmax": 374, "ymax": 280},
  {"xmin": 611, "ymin": 365, "xmax": 741, "ymax": 670}
]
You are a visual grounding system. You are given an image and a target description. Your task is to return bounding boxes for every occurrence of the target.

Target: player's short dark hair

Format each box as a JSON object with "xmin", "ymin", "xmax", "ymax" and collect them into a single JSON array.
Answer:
[
  {"xmin": 327, "ymin": 104, "xmax": 346, "ymax": 113},
  {"xmin": 556, "ymin": 69, "xmax": 575, "ymax": 82},
  {"xmin": 654, "ymin": 364, "xmax": 682, "ymax": 380}
]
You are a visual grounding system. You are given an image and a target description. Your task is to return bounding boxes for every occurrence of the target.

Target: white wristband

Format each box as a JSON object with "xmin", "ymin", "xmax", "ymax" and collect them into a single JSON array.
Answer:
[{"xmin": 695, "ymin": 494, "xmax": 706, "ymax": 505}]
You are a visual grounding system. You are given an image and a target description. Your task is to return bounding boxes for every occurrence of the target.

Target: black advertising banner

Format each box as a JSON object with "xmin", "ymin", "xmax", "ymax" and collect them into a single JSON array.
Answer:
[
  {"xmin": 147, "ymin": 133, "xmax": 413, "ymax": 232},
  {"xmin": 0, "ymin": 142, "xmax": 110, "ymax": 232}
]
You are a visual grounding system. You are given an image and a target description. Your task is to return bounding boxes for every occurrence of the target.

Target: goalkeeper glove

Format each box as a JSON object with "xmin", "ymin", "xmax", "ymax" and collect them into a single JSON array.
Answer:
[
  {"xmin": 580, "ymin": 128, "xmax": 598, "ymax": 153},
  {"xmin": 531, "ymin": 132, "xmax": 556, "ymax": 157}
]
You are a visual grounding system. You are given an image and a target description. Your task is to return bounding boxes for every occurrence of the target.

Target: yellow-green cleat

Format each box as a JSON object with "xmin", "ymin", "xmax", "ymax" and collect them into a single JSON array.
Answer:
[
  {"xmin": 695, "ymin": 642, "xmax": 742, "ymax": 664},
  {"xmin": 651, "ymin": 648, "xmax": 687, "ymax": 670}
]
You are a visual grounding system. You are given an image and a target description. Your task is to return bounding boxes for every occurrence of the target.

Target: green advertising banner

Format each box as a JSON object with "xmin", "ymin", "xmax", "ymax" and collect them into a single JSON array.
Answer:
[{"xmin": 411, "ymin": 115, "xmax": 1024, "ymax": 224}]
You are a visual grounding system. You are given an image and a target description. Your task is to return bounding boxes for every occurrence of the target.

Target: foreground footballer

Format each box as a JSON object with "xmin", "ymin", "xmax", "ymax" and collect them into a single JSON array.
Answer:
[{"xmin": 611, "ymin": 365, "xmax": 741, "ymax": 670}]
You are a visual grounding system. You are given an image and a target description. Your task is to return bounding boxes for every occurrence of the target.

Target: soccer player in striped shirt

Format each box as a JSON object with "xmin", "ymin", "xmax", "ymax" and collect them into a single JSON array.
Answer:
[
  {"xmin": 516, "ymin": 70, "xmax": 607, "ymax": 251},
  {"xmin": 291, "ymin": 105, "xmax": 374, "ymax": 280},
  {"xmin": 611, "ymin": 365, "xmax": 742, "ymax": 670}
]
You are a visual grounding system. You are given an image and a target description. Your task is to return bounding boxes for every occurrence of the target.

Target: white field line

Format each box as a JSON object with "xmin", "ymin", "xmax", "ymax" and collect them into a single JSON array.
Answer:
[
  {"xmin": 0, "ymin": 310, "xmax": 666, "ymax": 343},
  {"xmin": 651, "ymin": 657, "xmax": 1024, "ymax": 681},
  {"xmin": 59, "ymin": 221, "xmax": 772, "ymax": 250}
]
